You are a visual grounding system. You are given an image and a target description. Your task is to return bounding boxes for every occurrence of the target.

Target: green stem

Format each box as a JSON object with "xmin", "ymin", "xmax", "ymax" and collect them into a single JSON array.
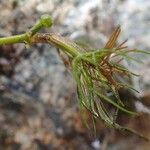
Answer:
[
  {"xmin": 28, "ymin": 33, "xmax": 82, "ymax": 57},
  {"xmin": 29, "ymin": 14, "xmax": 53, "ymax": 36},
  {"xmin": 0, "ymin": 33, "xmax": 28, "ymax": 45},
  {"xmin": 0, "ymin": 14, "xmax": 80, "ymax": 57},
  {"xmin": 0, "ymin": 14, "xmax": 53, "ymax": 45}
]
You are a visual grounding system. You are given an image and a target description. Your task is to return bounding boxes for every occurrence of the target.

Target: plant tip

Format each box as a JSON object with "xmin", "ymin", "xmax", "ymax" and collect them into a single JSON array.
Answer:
[{"xmin": 40, "ymin": 14, "xmax": 53, "ymax": 27}]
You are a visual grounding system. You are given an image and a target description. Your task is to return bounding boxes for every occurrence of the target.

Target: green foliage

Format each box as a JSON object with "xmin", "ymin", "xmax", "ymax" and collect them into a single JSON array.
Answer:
[{"xmin": 0, "ymin": 15, "xmax": 149, "ymax": 140}]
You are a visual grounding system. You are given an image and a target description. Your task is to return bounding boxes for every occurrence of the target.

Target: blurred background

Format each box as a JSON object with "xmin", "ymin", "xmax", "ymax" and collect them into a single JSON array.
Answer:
[{"xmin": 0, "ymin": 0, "xmax": 150, "ymax": 149}]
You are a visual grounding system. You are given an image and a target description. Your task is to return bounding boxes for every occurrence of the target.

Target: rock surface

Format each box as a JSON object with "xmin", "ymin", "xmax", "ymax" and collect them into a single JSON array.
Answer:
[{"xmin": 0, "ymin": 0, "xmax": 150, "ymax": 149}]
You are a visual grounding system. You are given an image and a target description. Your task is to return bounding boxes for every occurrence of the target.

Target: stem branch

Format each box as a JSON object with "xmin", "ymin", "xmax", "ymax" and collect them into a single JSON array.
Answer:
[{"xmin": 0, "ymin": 14, "xmax": 53, "ymax": 45}]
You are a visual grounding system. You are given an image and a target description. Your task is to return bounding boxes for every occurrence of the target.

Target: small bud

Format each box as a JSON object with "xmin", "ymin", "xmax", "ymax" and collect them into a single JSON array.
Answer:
[{"xmin": 40, "ymin": 14, "xmax": 53, "ymax": 27}]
